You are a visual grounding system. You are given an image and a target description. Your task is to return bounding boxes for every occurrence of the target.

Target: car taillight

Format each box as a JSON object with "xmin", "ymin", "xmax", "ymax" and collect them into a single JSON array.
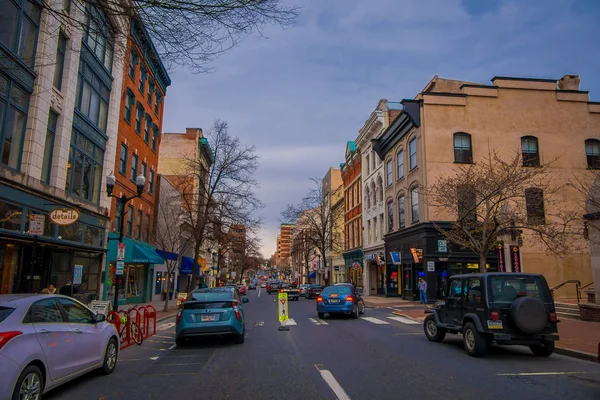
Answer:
[
  {"xmin": 316, "ymin": 296, "xmax": 323, "ymax": 302},
  {"xmin": 176, "ymin": 310, "xmax": 182, "ymax": 325},
  {"xmin": 233, "ymin": 301, "xmax": 241, "ymax": 321},
  {"xmin": 490, "ymin": 311, "xmax": 499, "ymax": 321},
  {"xmin": 549, "ymin": 312, "xmax": 557, "ymax": 322},
  {"xmin": 0, "ymin": 331, "xmax": 22, "ymax": 350},
  {"xmin": 280, "ymin": 289, "xmax": 283, "ymax": 293},
  {"xmin": 346, "ymin": 296, "xmax": 353, "ymax": 302}
]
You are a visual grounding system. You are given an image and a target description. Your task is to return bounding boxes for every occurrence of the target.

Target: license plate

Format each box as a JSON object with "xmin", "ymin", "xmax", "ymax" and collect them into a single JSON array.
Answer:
[
  {"xmin": 201, "ymin": 314, "xmax": 216, "ymax": 322},
  {"xmin": 487, "ymin": 320, "xmax": 503, "ymax": 329},
  {"xmin": 329, "ymin": 299, "xmax": 340, "ymax": 304}
]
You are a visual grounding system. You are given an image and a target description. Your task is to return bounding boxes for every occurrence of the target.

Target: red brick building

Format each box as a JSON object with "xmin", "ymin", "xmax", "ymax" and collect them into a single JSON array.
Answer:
[
  {"xmin": 106, "ymin": 17, "xmax": 171, "ymax": 305},
  {"xmin": 341, "ymin": 141, "xmax": 363, "ymax": 288}
]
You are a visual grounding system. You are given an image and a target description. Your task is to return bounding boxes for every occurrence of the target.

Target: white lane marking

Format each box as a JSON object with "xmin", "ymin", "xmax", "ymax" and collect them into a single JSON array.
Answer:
[
  {"xmin": 258, "ymin": 289, "xmax": 261, "ymax": 297},
  {"xmin": 255, "ymin": 321, "xmax": 264, "ymax": 326},
  {"xmin": 157, "ymin": 322, "xmax": 175, "ymax": 331},
  {"xmin": 149, "ymin": 356, "xmax": 159, "ymax": 360},
  {"xmin": 362, "ymin": 317, "xmax": 390, "ymax": 325},
  {"xmin": 317, "ymin": 318, "xmax": 328, "ymax": 325},
  {"xmin": 387, "ymin": 316, "xmax": 420, "ymax": 325},
  {"xmin": 315, "ymin": 365, "xmax": 351, "ymax": 400},
  {"xmin": 309, "ymin": 317, "xmax": 327, "ymax": 325},
  {"xmin": 168, "ymin": 344, "xmax": 176, "ymax": 350},
  {"xmin": 497, "ymin": 371, "xmax": 600, "ymax": 376},
  {"xmin": 283, "ymin": 318, "xmax": 297, "ymax": 326}
]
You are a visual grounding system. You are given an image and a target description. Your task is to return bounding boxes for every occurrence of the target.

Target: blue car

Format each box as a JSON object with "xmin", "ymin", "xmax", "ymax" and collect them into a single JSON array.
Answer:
[
  {"xmin": 316, "ymin": 285, "xmax": 365, "ymax": 319},
  {"xmin": 175, "ymin": 288, "xmax": 249, "ymax": 346}
]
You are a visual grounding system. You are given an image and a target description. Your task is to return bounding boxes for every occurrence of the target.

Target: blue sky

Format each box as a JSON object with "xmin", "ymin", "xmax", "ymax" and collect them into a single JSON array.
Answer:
[{"xmin": 162, "ymin": 0, "xmax": 600, "ymax": 258}]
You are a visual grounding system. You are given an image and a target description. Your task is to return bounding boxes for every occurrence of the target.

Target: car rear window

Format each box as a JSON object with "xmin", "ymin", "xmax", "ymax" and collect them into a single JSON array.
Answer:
[
  {"xmin": 488, "ymin": 276, "xmax": 551, "ymax": 303},
  {"xmin": 322, "ymin": 286, "xmax": 351, "ymax": 295},
  {"xmin": 187, "ymin": 290, "xmax": 234, "ymax": 302},
  {"xmin": 184, "ymin": 301, "xmax": 233, "ymax": 310},
  {"xmin": 310, "ymin": 284, "xmax": 322, "ymax": 289},
  {"xmin": 0, "ymin": 306, "xmax": 15, "ymax": 323}
]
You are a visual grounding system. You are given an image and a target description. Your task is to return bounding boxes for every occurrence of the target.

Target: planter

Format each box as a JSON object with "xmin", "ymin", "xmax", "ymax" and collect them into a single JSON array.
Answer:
[
  {"xmin": 579, "ymin": 302, "xmax": 600, "ymax": 322},
  {"xmin": 587, "ymin": 289, "xmax": 596, "ymax": 304}
]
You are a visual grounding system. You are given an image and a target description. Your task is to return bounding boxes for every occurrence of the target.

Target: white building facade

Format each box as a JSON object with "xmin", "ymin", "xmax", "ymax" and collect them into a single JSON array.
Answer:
[{"xmin": 357, "ymin": 100, "xmax": 401, "ymax": 296}]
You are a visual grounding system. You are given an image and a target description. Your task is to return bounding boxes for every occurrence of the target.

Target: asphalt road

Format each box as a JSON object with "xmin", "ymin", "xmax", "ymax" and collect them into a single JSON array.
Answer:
[{"xmin": 46, "ymin": 288, "xmax": 600, "ymax": 400}]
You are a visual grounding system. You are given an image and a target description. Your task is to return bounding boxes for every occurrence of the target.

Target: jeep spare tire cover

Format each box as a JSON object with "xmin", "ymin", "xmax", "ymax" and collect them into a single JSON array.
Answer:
[{"xmin": 510, "ymin": 296, "xmax": 547, "ymax": 334}]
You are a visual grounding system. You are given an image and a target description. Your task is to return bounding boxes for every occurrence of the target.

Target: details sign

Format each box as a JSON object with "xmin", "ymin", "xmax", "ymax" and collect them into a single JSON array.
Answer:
[
  {"xmin": 49, "ymin": 208, "xmax": 80, "ymax": 226},
  {"xmin": 278, "ymin": 292, "xmax": 288, "ymax": 323}
]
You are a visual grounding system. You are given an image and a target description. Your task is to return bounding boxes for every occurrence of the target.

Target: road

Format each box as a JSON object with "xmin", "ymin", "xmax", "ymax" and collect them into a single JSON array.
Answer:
[{"xmin": 47, "ymin": 288, "xmax": 600, "ymax": 400}]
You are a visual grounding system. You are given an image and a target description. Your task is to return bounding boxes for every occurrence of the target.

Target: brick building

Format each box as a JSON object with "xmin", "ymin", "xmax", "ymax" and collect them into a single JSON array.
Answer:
[{"xmin": 341, "ymin": 141, "xmax": 363, "ymax": 289}]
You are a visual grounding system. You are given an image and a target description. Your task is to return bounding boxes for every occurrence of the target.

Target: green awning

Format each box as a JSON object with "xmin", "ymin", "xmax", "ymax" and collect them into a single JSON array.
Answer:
[{"xmin": 131, "ymin": 243, "xmax": 164, "ymax": 264}]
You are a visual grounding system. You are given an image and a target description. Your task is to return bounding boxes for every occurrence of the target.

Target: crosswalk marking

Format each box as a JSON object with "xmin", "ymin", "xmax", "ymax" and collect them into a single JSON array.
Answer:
[
  {"xmin": 361, "ymin": 317, "xmax": 390, "ymax": 325},
  {"xmin": 283, "ymin": 318, "xmax": 297, "ymax": 326},
  {"xmin": 317, "ymin": 318, "xmax": 328, "ymax": 325},
  {"xmin": 308, "ymin": 318, "xmax": 329, "ymax": 326},
  {"xmin": 255, "ymin": 321, "xmax": 264, "ymax": 326},
  {"xmin": 387, "ymin": 316, "xmax": 420, "ymax": 325}
]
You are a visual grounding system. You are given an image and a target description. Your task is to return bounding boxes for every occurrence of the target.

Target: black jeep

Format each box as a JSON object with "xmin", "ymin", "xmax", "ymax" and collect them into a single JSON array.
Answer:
[{"xmin": 424, "ymin": 272, "xmax": 559, "ymax": 358}]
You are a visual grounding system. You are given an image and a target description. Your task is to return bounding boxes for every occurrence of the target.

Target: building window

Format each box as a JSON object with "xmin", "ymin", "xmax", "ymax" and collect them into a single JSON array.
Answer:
[
  {"xmin": 397, "ymin": 150, "xmax": 404, "ymax": 179},
  {"xmin": 145, "ymin": 214, "xmax": 151, "ymax": 241},
  {"xmin": 76, "ymin": 62, "xmax": 110, "ymax": 132},
  {"xmin": 124, "ymin": 89, "xmax": 134, "ymax": 123},
  {"xmin": 411, "ymin": 187, "xmax": 419, "ymax": 223},
  {"xmin": 398, "ymin": 195, "xmax": 405, "ymax": 229},
  {"xmin": 130, "ymin": 154, "xmax": 138, "ymax": 182},
  {"xmin": 409, "ymin": 137, "xmax": 417, "ymax": 170},
  {"xmin": 141, "ymin": 161, "xmax": 147, "ymax": 179},
  {"xmin": 152, "ymin": 124, "xmax": 158, "ymax": 152},
  {"xmin": 147, "ymin": 80, "xmax": 154, "ymax": 105},
  {"xmin": 366, "ymin": 154, "xmax": 370, "ymax": 175},
  {"xmin": 136, "ymin": 209, "xmax": 142, "ymax": 239},
  {"xmin": 457, "ymin": 184, "xmax": 477, "ymax": 221},
  {"xmin": 386, "ymin": 159, "xmax": 392, "ymax": 186},
  {"xmin": 126, "ymin": 205, "xmax": 134, "ymax": 236},
  {"xmin": 0, "ymin": 0, "xmax": 41, "ymax": 67},
  {"xmin": 521, "ymin": 136, "xmax": 540, "ymax": 167},
  {"xmin": 118, "ymin": 144, "xmax": 127, "ymax": 175},
  {"xmin": 139, "ymin": 67, "xmax": 147, "ymax": 94},
  {"xmin": 367, "ymin": 220, "xmax": 371, "ymax": 244},
  {"xmin": 149, "ymin": 170, "xmax": 154, "ymax": 194},
  {"xmin": 115, "ymin": 201, "xmax": 123, "ymax": 233},
  {"xmin": 128, "ymin": 50, "xmax": 138, "ymax": 79},
  {"xmin": 135, "ymin": 103, "xmax": 143, "ymax": 134},
  {"xmin": 585, "ymin": 139, "xmax": 600, "ymax": 169},
  {"xmin": 53, "ymin": 32, "xmax": 67, "ymax": 90},
  {"xmin": 144, "ymin": 115, "xmax": 151, "ymax": 143},
  {"xmin": 454, "ymin": 132, "xmax": 472, "ymax": 163},
  {"xmin": 387, "ymin": 200, "xmax": 394, "ymax": 233},
  {"xmin": 525, "ymin": 188, "xmax": 545, "ymax": 225},
  {"xmin": 0, "ymin": 74, "xmax": 29, "ymax": 169},
  {"xmin": 41, "ymin": 111, "xmax": 58, "ymax": 183},
  {"xmin": 85, "ymin": 6, "xmax": 114, "ymax": 71},
  {"xmin": 154, "ymin": 92, "xmax": 162, "ymax": 115},
  {"xmin": 64, "ymin": 129, "xmax": 104, "ymax": 203}
]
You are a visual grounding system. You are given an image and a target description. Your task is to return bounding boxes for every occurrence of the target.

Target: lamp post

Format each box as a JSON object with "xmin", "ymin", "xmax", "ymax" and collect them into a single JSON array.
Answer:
[{"xmin": 106, "ymin": 173, "xmax": 146, "ymax": 312}]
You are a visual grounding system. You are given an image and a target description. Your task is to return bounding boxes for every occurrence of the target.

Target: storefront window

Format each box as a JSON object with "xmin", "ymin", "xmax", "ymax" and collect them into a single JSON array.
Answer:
[
  {"xmin": 155, "ymin": 271, "xmax": 164, "ymax": 294},
  {"xmin": 58, "ymin": 222, "xmax": 83, "ymax": 242},
  {"xmin": 0, "ymin": 201, "xmax": 23, "ymax": 231},
  {"xmin": 0, "ymin": 242, "xmax": 20, "ymax": 294},
  {"xmin": 126, "ymin": 264, "xmax": 144, "ymax": 298},
  {"xmin": 25, "ymin": 209, "xmax": 54, "ymax": 237},
  {"xmin": 83, "ymin": 225, "xmax": 103, "ymax": 246}
]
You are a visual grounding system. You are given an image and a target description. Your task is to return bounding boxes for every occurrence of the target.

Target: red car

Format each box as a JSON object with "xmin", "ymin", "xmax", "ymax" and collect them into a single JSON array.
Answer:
[{"xmin": 238, "ymin": 285, "xmax": 247, "ymax": 295}]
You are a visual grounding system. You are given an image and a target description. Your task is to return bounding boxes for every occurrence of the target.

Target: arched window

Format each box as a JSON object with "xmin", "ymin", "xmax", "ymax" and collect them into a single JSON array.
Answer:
[
  {"xmin": 371, "ymin": 181, "xmax": 377, "ymax": 204},
  {"xmin": 386, "ymin": 158, "xmax": 393, "ymax": 186},
  {"xmin": 585, "ymin": 139, "xmax": 600, "ymax": 169},
  {"xmin": 410, "ymin": 186, "xmax": 419, "ymax": 223},
  {"xmin": 365, "ymin": 185, "xmax": 371, "ymax": 209},
  {"xmin": 398, "ymin": 195, "xmax": 405, "ymax": 229},
  {"xmin": 454, "ymin": 132, "xmax": 472, "ymax": 163},
  {"xmin": 387, "ymin": 200, "xmax": 394, "ymax": 233},
  {"xmin": 397, "ymin": 150, "xmax": 404, "ymax": 179},
  {"xmin": 521, "ymin": 136, "xmax": 540, "ymax": 167}
]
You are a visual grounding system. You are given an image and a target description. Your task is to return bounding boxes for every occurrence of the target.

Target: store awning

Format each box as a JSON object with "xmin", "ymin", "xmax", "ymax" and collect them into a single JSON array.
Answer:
[
  {"xmin": 309, "ymin": 271, "xmax": 316, "ymax": 279},
  {"xmin": 180, "ymin": 256, "xmax": 200, "ymax": 275},
  {"xmin": 132, "ymin": 243, "xmax": 164, "ymax": 264},
  {"xmin": 155, "ymin": 249, "xmax": 178, "ymax": 261}
]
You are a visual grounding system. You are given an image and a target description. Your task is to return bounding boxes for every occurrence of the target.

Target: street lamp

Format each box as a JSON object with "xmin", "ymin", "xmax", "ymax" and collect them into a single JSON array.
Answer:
[{"xmin": 106, "ymin": 172, "xmax": 146, "ymax": 311}]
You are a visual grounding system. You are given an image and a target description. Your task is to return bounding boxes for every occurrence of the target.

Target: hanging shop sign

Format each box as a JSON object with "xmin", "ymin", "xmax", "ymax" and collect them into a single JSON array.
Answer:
[
  {"xmin": 352, "ymin": 262, "xmax": 361, "ymax": 271},
  {"xmin": 49, "ymin": 208, "xmax": 80, "ymax": 226}
]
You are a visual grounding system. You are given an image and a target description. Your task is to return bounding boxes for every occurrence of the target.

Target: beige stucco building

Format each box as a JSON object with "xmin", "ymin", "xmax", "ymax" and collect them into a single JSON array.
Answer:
[{"xmin": 373, "ymin": 74, "xmax": 599, "ymax": 300}]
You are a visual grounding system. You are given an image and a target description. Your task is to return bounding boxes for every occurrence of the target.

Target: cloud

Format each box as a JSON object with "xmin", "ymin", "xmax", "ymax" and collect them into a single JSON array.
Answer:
[{"xmin": 161, "ymin": 0, "xmax": 600, "ymax": 257}]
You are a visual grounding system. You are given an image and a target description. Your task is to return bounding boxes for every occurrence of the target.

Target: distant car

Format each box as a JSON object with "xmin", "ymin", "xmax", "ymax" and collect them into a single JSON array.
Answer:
[
  {"xmin": 299, "ymin": 284, "xmax": 309, "ymax": 297},
  {"xmin": 238, "ymin": 285, "xmax": 247, "ymax": 295},
  {"xmin": 176, "ymin": 288, "xmax": 248, "ymax": 346},
  {"xmin": 316, "ymin": 285, "xmax": 365, "ymax": 319},
  {"xmin": 306, "ymin": 284, "xmax": 323, "ymax": 299},
  {"xmin": 249, "ymin": 283, "xmax": 256, "ymax": 290},
  {"xmin": 266, "ymin": 281, "xmax": 281, "ymax": 294},
  {"xmin": 260, "ymin": 282, "xmax": 266, "ymax": 288},
  {"xmin": 0, "ymin": 294, "xmax": 119, "ymax": 400}
]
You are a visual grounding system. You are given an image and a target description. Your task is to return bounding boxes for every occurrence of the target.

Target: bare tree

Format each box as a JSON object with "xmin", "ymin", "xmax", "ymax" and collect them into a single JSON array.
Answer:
[
  {"xmin": 282, "ymin": 178, "xmax": 344, "ymax": 276},
  {"xmin": 290, "ymin": 226, "xmax": 317, "ymax": 283},
  {"xmin": 175, "ymin": 120, "xmax": 263, "ymax": 291},
  {"xmin": 422, "ymin": 149, "xmax": 584, "ymax": 272},
  {"xmin": 570, "ymin": 169, "xmax": 600, "ymax": 242},
  {"xmin": 230, "ymin": 234, "xmax": 262, "ymax": 284},
  {"xmin": 153, "ymin": 176, "xmax": 193, "ymax": 312},
  {"xmin": 36, "ymin": 0, "xmax": 300, "ymax": 73}
]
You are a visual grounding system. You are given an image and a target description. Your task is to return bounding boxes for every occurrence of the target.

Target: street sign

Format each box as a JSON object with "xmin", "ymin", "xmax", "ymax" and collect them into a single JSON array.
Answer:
[
  {"xmin": 437, "ymin": 240, "xmax": 448, "ymax": 253},
  {"xmin": 89, "ymin": 300, "xmax": 111, "ymax": 315},
  {"xmin": 73, "ymin": 264, "xmax": 83, "ymax": 284},
  {"xmin": 278, "ymin": 292, "xmax": 288, "ymax": 323},
  {"xmin": 29, "ymin": 214, "xmax": 45, "ymax": 235},
  {"xmin": 116, "ymin": 261, "xmax": 124, "ymax": 275},
  {"xmin": 117, "ymin": 243, "xmax": 125, "ymax": 261},
  {"xmin": 427, "ymin": 261, "xmax": 435, "ymax": 272}
]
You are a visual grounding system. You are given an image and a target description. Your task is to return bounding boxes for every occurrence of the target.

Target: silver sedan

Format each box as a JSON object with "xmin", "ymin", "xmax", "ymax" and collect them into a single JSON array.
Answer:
[{"xmin": 0, "ymin": 294, "xmax": 119, "ymax": 399}]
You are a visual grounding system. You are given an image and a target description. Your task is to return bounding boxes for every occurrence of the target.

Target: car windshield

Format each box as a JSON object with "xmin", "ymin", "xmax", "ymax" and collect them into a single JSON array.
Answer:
[
  {"xmin": 321, "ymin": 286, "xmax": 351, "ymax": 295},
  {"xmin": 488, "ymin": 275, "xmax": 551, "ymax": 304},
  {"xmin": 188, "ymin": 289, "xmax": 234, "ymax": 302}
]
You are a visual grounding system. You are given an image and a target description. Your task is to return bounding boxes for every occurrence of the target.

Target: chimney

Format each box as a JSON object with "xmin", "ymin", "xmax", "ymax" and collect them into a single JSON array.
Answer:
[{"xmin": 558, "ymin": 75, "xmax": 580, "ymax": 91}]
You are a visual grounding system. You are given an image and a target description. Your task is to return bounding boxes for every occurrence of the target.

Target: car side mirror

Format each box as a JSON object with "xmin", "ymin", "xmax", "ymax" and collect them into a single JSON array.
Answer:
[
  {"xmin": 242, "ymin": 297, "xmax": 249, "ymax": 303},
  {"xmin": 95, "ymin": 313, "xmax": 106, "ymax": 323}
]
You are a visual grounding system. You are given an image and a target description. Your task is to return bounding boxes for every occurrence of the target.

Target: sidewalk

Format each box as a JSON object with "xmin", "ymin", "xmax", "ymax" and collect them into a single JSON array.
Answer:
[
  {"xmin": 126, "ymin": 299, "xmax": 179, "ymax": 322},
  {"xmin": 378, "ymin": 299, "xmax": 599, "ymax": 362}
]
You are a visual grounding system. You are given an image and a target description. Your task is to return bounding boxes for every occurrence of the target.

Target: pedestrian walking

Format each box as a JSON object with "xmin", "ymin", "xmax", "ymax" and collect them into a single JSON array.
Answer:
[{"xmin": 418, "ymin": 278, "xmax": 428, "ymax": 304}]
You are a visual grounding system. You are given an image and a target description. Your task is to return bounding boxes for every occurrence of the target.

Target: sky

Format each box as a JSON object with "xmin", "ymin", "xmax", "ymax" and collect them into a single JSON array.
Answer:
[{"xmin": 161, "ymin": 0, "xmax": 600, "ymax": 258}]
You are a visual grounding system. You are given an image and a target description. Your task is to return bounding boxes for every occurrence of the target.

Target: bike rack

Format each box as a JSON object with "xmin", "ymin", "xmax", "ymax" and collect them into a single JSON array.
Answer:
[{"xmin": 144, "ymin": 305, "xmax": 157, "ymax": 339}]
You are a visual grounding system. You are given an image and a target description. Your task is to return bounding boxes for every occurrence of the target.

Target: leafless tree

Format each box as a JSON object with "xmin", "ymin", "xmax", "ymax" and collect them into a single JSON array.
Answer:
[
  {"xmin": 35, "ymin": 0, "xmax": 300, "ymax": 73},
  {"xmin": 230, "ymin": 234, "xmax": 262, "ymax": 284},
  {"xmin": 290, "ymin": 226, "xmax": 317, "ymax": 283},
  {"xmin": 153, "ymin": 176, "xmax": 193, "ymax": 312},
  {"xmin": 570, "ymin": 169, "xmax": 600, "ymax": 242},
  {"xmin": 422, "ymin": 149, "xmax": 584, "ymax": 272}
]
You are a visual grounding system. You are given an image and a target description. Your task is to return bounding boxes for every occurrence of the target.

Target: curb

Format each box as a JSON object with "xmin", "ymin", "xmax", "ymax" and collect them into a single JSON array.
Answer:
[
  {"xmin": 156, "ymin": 312, "xmax": 178, "ymax": 323},
  {"xmin": 555, "ymin": 347, "xmax": 598, "ymax": 363}
]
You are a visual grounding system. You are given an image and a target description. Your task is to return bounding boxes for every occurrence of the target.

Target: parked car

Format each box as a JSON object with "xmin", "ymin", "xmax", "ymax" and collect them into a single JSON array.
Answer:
[
  {"xmin": 260, "ymin": 282, "xmax": 267, "ymax": 288},
  {"xmin": 306, "ymin": 284, "xmax": 323, "ymax": 299},
  {"xmin": 176, "ymin": 288, "xmax": 248, "ymax": 346},
  {"xmin": 249, "ymin": 283, "xmax": 257, "ymax": 290},
  {"xmin": 266, "ymin": 281, "xmax": 282, "ymax": 294},
  {"xmin": 299, "ymin": 284, "xmax": 309, "ymax": 297},
  {"xmin": 238, "ymin": 285, "xmax": 247, "ymax": 295},
  {"xmin": 424, "ymin": 273, "xmax": 559, "ymax": 358},
  {"xmin": 0, "ymin": 294, "xmax": 119, "ymax": 400},
  {"xmin": 316, "ymin": 285, "xmax": 365, "ymax": 319}
]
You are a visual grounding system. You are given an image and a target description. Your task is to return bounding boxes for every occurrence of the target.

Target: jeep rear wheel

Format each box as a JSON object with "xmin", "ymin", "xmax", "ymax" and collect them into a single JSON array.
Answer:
[
  {"xmin": 530, "ymin": 340, "xmax": 555, "ymax": 357},
  {"xmin": 463, "ymin": 322, "xmax": 487, "ymax": 357},
  {"xmin": 424, "ymin": 315, "xmax": 446, "ymax": 342}
]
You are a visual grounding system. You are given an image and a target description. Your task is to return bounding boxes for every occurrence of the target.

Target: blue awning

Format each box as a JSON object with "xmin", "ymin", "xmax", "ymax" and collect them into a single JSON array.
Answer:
[
  {"xmin": 309, "ymin": 271, "xmax": 316, "ymax": 279},
  {"xmin": 180, "ymin": 256, "xmax": 200, "ymax": 275},
  {"xmin": 155, "ymin": 249, "xmax": 178, "ymax": 261},
  {"xmin": 131, "ymin": 243, "xmax": 163, "ymax": 264}
]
